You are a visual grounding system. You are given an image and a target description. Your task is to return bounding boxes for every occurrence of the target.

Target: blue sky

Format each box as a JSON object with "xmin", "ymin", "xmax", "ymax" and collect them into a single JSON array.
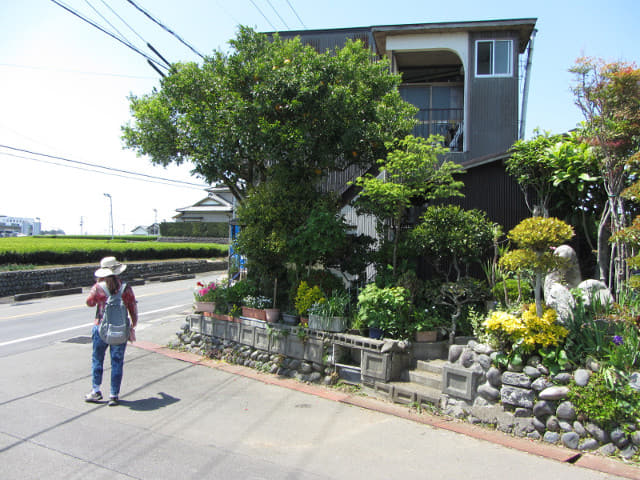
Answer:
[{"xmin": 0, "ymin": 0, "xmax": 638, "ymax": 234}]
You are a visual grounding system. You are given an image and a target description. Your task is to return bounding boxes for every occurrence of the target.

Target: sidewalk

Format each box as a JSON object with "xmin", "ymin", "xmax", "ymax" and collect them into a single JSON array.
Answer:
[
  {"xmin": 1, "ymin": 320, "xmax": 636, "ymax": 479},
  {"xmin": 133, "ymin": 339, "xmax": 640, "ymax": 480}
]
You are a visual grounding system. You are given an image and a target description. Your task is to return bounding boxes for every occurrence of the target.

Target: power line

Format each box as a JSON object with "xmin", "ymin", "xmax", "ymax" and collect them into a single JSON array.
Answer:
[
  {"xmin": 249, "ymin": 0, "xmax": 276, "ymax": 31},
  {"xmin": 265, "ymin": 0, "xmax": 289, "ymax": 30},
  {"xmin": 0, "ymin": 145, "xmax": 207, "ymax": 189},
  {"xmin": 0, "ymin": 63, "xmax": 155, "ymax": 79},
  {"xmin": 49, "ymin": 0, "xmax": 168, "ymax": 71},
  {"xmin": 1, "ymin": 151, "xmax": 203, "ymax": 190},
  {"xmin": 84, "ymin": 0, "xmax": 132, "ymax": 47},
  {"xmin": 126, "ymin": 0, "xmax": 204, "ymax": 59},
  {"xmin": 100, "ymin": 0, "xmax": 147, "ymax": 45},
  {"xmin": 285, "ymin": 0, "xmax": 306, "ymax": 29}
]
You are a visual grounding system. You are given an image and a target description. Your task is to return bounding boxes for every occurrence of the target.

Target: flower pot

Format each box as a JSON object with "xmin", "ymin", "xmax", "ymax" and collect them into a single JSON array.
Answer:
[
  {"xmin": 241, "ymin": 306, "xmax": 267, "ymax": 321},
  {"xmin": 308, "ymin": 314, "xmax": 347, "ymax": 332},
  {"xmin": 265, "ymin": 308, "xmax": 280, "ymax": 323},
  {"xmin": 415, "ymin": 330, "xmax": 438, "ymax": 342},
  {"xmin": 194, "ymin": 301, "xmax": 216, "ymax": 314},
  {"xmin": 281, "ymin": 313, "xmax": 300, "ymax": 326},
  {"xmin": 368, "ymin": 327, "xmax": 383, "ymax": 339}
]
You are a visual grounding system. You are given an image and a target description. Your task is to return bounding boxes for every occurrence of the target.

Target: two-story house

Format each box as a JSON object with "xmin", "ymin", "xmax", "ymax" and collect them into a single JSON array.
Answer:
[{"xmin": 273, "ymin": 18, "xmax": 537, "ymax": 233}]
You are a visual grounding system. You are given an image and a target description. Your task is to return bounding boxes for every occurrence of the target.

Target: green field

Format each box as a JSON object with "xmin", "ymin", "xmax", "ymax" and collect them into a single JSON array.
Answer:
[{"xmin": 0, "ymin": 236, "xmax": 228, "ymax": 267}]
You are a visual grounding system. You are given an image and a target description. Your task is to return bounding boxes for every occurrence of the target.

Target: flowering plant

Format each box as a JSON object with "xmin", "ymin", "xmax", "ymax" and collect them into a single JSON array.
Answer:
[
  {"xmin": 194, "ymin": 281, "xmax": 217, "ymax": 302},
  {"xmin": 482, "ymin": 303, "xmax": 568, "ymax": 355},
  {"xmin": 243, "ymin": 295, "xmax": 272, "ymax": 309}
]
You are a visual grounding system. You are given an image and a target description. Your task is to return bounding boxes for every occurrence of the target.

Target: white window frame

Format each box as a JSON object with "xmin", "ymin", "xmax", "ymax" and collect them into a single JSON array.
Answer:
[{"xmin": 475, "ymin": 39, "xmax": 513, "ymax": 78}]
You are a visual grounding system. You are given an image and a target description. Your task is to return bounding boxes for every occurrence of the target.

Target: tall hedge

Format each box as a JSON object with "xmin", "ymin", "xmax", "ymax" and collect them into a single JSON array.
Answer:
[{"xmin": 160, "ymin": 222, "xmax": 229, "ymax": 238}]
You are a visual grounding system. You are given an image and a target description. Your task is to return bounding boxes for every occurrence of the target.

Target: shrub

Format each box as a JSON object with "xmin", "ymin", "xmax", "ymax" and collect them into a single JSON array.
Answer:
[
  {"xmin": 568, "ymin": 369, "xmax": 640, "ymax": 431},
  {"xmin": 294, "ymin": 281, "xmax": 326, "ymax": 317},
  {"xmin": 482, "ymin": 303, "xmax": 569, "ymax": 355},
  {"xmin": 492, "ymin": 278, "xmax": 534, "ymax": 304},
  {"xmin": 356, "ymin": 284, "xmax": 411, "ymax": 338}
]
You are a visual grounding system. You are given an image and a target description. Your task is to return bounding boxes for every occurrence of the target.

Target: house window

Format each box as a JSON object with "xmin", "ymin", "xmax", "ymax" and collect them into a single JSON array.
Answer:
[{"xmin": 476, "ymin": 40, "xmax": 512, "ymax": 77}]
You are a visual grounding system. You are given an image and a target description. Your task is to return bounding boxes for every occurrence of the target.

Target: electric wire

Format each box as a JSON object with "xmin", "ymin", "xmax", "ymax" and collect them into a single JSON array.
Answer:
[
  {"xmin": 49, "ymin": 0, "xmax": 168, "ymax": 70},
  {"xmin": 125, "ymin": 0, "xmax": 204, "ymax": 59},
  {"xmin": 285, "ymin": 0, "xmax": 306, "ymax": 29},
  {"xmin": 1, "ymin": 151, "xmax": 203, "ymax": 190},
  {"xmin": 84, "ymin": 0, "xmax": 132, "ymax": 47},
  {"xmin": 0, "ymin": 145, "xmax": 207, "ymax": 189},
  {"xmin": 265, "ymin": 0, "xmax": 289, "ymax": 30},
  {"xmin": 0, "ymin": 63, "xmax": 154, "ymax": 79},
  {"xmin": 248, "ymin": 0, "xmax": 276, "ymax": 30},
  {"xmin": 99, "ymin": 0, "xmax": 147, "ymax": 44}
]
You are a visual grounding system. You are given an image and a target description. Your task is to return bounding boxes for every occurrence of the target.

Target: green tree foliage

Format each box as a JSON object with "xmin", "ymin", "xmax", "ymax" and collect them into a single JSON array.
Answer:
[
  {"xmin": 160, "ymin": 221, "xmax": 228, "ymax": 238},
  {"xmin": 122, "ymin": 26, "xmax": 416, "ymax": 202},
  {"xmin": 570, "ymin": 57, "xmax": 640, "ymax": 292},
  {"xmin": 507, "ymin": 130, "xmax": 599, "ymax": 220},
  {"xmin": 500, "ymin": 217, "xmax": 574, "ymax": 316},
  {"xmin": 353, "ymin": 135, "xmax": 465, "ymax": 276},
  {"xmin": 411, "ymin": 204, "xmax": 494, "ymax": 282}
]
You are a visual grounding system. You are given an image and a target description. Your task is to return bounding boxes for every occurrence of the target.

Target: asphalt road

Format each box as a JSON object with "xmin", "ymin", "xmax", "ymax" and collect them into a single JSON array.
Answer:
[
  {"xmin": 0, "ymin": 274, "xmax": 630, "ymax": 479},
  {"xmin": 0, "ymin": 271, "xmax": 225, "ymax": 357}
]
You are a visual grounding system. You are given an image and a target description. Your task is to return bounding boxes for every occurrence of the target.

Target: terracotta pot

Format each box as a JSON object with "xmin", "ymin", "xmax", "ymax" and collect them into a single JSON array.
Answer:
[
  {"xmin": 415, "ymin": 330, "xmax": 438, "ymax": 342},
  {"xmin": 241, "ymin": 306, "xmax": 267, "ymax": 321},
  {"xmin": 265, "ymin": 308, "xmax": 280, "ymax": 323},
  {"xmin": 194, "ymin": 301, "xmax": 216, "ymax": 313}
]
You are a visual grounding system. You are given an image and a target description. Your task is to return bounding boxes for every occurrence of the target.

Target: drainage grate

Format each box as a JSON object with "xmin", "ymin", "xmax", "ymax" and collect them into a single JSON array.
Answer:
[{"xmin": 63, "ymin": 336, "xmax": 92, "ymax": 344}]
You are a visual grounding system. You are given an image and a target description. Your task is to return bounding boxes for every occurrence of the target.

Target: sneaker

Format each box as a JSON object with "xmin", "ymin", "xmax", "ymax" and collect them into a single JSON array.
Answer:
[
  {"xmin": 85, "ymin": 391, "xmax": 102, "ymax": 403},
  {"xmin": 108, "ymin": 396, "xmax": 119, "ymax": 406}
]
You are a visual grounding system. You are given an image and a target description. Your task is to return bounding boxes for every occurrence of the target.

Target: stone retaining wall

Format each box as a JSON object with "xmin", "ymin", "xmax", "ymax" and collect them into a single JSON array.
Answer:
[
  {"xmin": 177, "ymin": 314, "xmax": 410, "ymax": 385},
  {"xmin": 442, "ymin": 340, "xmax": 640, "ymax": 459},
  {"xmin": 1, "ymin": 259, "xmax": 227, "ymax": 298}
]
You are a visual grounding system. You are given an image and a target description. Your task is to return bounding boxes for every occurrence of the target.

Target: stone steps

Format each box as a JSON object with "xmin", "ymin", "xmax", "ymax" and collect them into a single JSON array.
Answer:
[{"xmin": 364, "ymin": 358, "xmax": 447, "ymax": 408}]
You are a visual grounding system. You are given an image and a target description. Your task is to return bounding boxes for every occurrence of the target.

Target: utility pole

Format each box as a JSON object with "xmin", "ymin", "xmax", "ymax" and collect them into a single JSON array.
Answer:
[
  {"xmin": 153, "ymin": 208, "xmax": 158, "ymax": 235},
  {"xmin": 80, "ymin": 216, "xmax": 84, "ymax": 235},
  {"xmin": 103, "ymin": 193, "xmax": 113, "ymax": 239}
]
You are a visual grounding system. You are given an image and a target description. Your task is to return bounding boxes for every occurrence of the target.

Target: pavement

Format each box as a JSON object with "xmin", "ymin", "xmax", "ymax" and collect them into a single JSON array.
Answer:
[{"xmin": 2, "ymin": 315, "xmax": 639, "ymax": 479}]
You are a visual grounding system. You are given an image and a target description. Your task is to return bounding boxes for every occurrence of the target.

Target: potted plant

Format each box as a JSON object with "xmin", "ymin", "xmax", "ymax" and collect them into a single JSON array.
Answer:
[
  {"xmin": 294, "ymin": 281, "xmax": 325, "ymax": 325},
  {"xmin": 193, "ymin": 281, "xmax": 217, "ymax": 315},
  {"xmin": 242, "ymin": 295, "xmax": 273, "ymax": 322},
  {"xmin": 281, "ymin": 309, "xmax": 300, "ymax": 326},
  {"xmin": 411, "ymin": 310, "xmax": 445, "ymax": 342},
  {"xmin": 356, "ymin": 284, "xmax": 411, "ymax": 339},
  {"xmin": 308, "ymin": 291, "xmax": 350, "ymax": 332}
]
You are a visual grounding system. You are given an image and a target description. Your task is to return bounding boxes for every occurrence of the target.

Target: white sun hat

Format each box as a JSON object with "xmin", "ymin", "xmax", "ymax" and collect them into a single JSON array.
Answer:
[{"xmin": 94, "ymin": 256, "xmax": 127, "ymax": 277}]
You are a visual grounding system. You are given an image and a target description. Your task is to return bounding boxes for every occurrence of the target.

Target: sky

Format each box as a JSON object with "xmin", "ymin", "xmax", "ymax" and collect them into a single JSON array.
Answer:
[{"xmin": 0, "ymin": 0, "xmax": 638, "ymax": 235}]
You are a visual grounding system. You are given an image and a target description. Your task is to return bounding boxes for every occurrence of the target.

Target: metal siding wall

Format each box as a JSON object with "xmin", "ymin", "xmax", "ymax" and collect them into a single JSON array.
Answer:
[
  {"xmin": 467, "ymin": 31, "xmax": 520, "ymax": 159},
  {"xmin": 452, "ymin": 162, "xmax": 529, "ymax": 231}
]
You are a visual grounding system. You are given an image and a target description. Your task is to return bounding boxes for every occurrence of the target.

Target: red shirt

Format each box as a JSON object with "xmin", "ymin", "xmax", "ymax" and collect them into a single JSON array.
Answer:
[{"xmin": 86, "ymin": 278, "xmax": 138, "ymax": 327}]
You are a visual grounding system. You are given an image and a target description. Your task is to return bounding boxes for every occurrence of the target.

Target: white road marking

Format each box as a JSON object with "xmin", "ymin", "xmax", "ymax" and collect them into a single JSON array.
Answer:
[
  {"xmin": 0, "ymin": 304, "xmax": 189, "ymax": 347},
  {"xmin": 0, "ymin": 323, "xmax": 94, "ymax": 347}
]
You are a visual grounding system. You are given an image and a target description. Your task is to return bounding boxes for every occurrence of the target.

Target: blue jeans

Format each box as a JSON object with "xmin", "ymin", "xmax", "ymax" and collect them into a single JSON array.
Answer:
[{"xmin": 91, "ymin": 325, "xmax": 127, "ymax": 397}]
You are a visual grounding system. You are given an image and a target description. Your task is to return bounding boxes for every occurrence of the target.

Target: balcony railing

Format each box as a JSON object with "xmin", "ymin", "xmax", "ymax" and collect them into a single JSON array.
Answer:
[{"xmin": 412, "ymin": 108, "xmax": 463, "ymax": 152}]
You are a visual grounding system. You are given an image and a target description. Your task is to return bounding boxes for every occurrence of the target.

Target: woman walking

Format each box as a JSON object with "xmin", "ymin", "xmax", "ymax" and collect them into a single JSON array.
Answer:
[{"xmin": 85, "ymin": 256, "xmax": 137, "ymax": 406}]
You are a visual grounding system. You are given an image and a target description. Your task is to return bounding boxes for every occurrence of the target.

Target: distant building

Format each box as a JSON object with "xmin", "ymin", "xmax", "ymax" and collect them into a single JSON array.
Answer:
[
  {"xmin": 0, "ymin": 215, "xmax": 41, "ymax": 236},
  {"xmin": 173, "ymin": 186, "xmax": 234, "ymax": 223}
]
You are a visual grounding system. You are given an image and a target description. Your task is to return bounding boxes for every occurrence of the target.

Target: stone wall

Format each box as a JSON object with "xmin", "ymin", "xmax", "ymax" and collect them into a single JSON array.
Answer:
[
  {"xmin": 177, "ymin": 314, "xmax": 410, "ymax": 385},
  {"xmin": 442, "ymin": 340, "xmax": 640, "ymax": 459},
  {"xmin": 0, "ymin": 259, "xmax": 227, "ymax": 298}
]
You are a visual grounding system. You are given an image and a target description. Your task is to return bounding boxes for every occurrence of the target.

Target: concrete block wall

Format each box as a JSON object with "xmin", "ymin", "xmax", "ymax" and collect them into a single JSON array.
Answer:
[{"xmin": 0, "ymin": 259, "xmax": 226, "ymax": 298}]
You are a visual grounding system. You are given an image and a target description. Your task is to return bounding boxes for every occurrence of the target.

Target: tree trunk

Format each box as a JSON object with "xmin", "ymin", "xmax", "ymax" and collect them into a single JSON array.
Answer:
[{"xmin": 597, "ymin": 203, "xmax": 611, "ymax": 284}]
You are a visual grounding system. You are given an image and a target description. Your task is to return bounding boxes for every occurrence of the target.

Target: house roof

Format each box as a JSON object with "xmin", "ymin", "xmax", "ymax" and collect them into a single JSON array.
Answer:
[
  {"xmin": 269, "ymin": 18, "xmax": 537, "ymax": 55},
  {"xmin": 461, "ymin": 150, "xmax": 511, "ymax": 169}
]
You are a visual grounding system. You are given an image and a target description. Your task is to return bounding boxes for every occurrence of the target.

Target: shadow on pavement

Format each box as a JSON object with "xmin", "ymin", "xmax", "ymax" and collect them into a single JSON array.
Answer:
[{"xmin": 119, "ymin": 392, "xmax": 180, "ymax": 411}]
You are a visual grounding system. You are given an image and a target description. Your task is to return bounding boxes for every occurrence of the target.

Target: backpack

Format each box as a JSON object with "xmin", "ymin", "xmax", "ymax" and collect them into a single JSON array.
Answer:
[{"xmin": 98, "ymin": 282, "xmax": 130, "ymax": 345}]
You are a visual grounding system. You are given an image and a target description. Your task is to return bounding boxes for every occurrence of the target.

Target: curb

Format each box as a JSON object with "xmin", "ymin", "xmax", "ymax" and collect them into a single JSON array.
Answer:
[{"xmin": 131, "ymin": 340, "xmax": 640, "ymax": 480}]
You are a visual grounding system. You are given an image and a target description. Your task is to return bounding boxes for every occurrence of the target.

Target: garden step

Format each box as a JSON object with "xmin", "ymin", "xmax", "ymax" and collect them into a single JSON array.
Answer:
[
  {"xmin": 401, "ymin": 369, "xmax": 442, "ymax": 390},
  {"xmin": 415, "ymin": 359, "xmax": 447, "ymax": 375},
  {"xmin": 385, "ymin": 380, "xmax": 443, "ymax": 407}
]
